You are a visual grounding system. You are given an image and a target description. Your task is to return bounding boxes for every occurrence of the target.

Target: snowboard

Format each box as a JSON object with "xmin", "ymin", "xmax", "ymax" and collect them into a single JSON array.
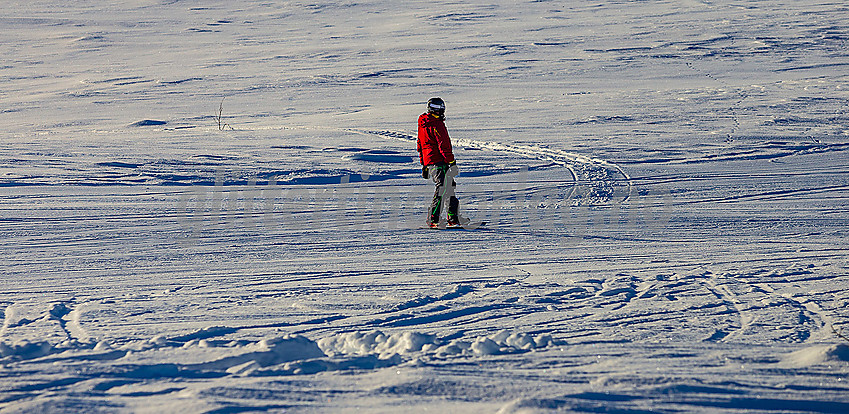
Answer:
[{"xmin": 423, "ymin": 221, "xmax": 487, "ymax": 230}]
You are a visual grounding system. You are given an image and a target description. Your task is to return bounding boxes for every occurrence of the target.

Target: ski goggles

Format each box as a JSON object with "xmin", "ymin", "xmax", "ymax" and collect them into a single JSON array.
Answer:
[{"xmin": 428, "ymin": 102, "xmax": 445, "ymax": 113}]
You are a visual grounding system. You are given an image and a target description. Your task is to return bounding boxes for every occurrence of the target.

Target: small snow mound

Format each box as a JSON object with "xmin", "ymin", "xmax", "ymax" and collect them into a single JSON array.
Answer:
[
  {"xmin": 149, "ymin": 335, "xmax": 168, "ymax": 347},
  {"xmin": 319, "ymin": 329, "xmax": 556, "ymax": 359},
  {"xmin": 226, "ymin": 361, "xmax": 261, "ymax": 376},
  {"xmin": 447, "ymin": 331, "xmax": 554, "ymax": 356},
  {"xmin": 193, "ymin": 335, "xmax": 326, "ymax": 373},
  {"xmin": 255, "ymin": 335, "xmax": 326, "ymax": 363},
  {"xmin": 0, "ymin": 340, "xmax": 53, "ymax": 360},
  {"xmin": 443, "ymin": 284, "xmax": 474, "ymax": 300},
  {"xmin": 318, "ymin": 330, "xmax": 437, "ymax": 359},
  {"xmin": 782, "ymin": 344, "xmax": 849, "ymax": 367},
  {"xmin": 471, "ymin": 337, "xmax": 501, "ymax": 355}
]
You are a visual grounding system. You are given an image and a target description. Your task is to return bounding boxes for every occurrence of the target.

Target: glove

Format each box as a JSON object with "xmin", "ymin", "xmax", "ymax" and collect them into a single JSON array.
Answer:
[
  {"xmin": 422, "ymin": 166, "xmax": 429, "ymax": 179},
  {"xmin": 447, "ymin": 160, "xmax": 459, "ymax": 177}
]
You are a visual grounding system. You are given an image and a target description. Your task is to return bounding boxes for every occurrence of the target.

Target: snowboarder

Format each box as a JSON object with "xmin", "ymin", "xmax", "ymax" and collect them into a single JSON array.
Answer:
[{"xmin": 417, "ymin": 97, "xmax": 461, "ymax": 228}]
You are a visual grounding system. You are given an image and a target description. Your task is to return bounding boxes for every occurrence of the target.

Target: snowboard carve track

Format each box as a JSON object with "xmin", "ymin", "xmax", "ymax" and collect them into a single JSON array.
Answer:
[
  {"xmin": 755, "ymin": 280, "xmax": 844, "ymax": 344},
  {"xmin": 705, "ymin": 275, "xmax": 755, "ymax": 343},
  {"xmin": 351, "ymin": 129, "xmax": 633, "ymax": 205},
  {"xmin": 696, "ymin": 271, "xmax": 748, "ymax": 343},
  {"xmin": 382, "ymin": 284, "xmax": 475, "ymax": 314},
  {"xmin": 65, "ymin": 302, "xmax": 95, "ymax": 344},
  {"xmin": 695, "ymin": 265, "xmax": 840, "ymax": 344}
]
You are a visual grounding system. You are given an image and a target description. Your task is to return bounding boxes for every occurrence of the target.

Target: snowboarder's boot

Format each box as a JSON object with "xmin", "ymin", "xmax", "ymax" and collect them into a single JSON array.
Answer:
[{"xmin": 447, "ymin": 215, "xmax": 460, "ymax": 227}]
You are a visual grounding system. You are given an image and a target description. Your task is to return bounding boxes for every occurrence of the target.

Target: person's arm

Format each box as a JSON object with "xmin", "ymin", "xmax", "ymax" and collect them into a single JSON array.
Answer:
[
  {"xmin": 417, "ymin": 117, "xmax": 425, "ymax": 165},
  {"xmin": 436, "ymin": 123, "xmax": 455, "ymax": 164},
  {"xmin": 417, "ymin": 117, "xmax": 428, "ymax": 178}
]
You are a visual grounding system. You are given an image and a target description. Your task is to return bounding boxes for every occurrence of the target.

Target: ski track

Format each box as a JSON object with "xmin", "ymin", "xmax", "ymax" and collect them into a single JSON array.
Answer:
[{"xmin": 353, "ymin": 128, "xmax": 633, "ymax": 205}]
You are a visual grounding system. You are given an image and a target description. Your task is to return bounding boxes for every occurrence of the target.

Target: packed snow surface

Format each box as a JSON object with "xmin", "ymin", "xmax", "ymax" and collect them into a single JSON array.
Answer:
[{"xmin": 2, "ymin": 0, "xmax": 849, "ymax": 412}]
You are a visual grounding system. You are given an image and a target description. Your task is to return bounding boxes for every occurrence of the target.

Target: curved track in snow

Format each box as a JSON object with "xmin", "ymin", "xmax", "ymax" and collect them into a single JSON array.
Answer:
[{"xmin": 351, "ymin": 128, "xmax": 633, "ymax": 205}]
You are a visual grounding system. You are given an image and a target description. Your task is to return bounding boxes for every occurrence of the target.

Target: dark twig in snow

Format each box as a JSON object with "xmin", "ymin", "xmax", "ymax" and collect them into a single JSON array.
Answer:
[{"xmin": 217, "ymin": 97, "xmax": 233, "ymax": 131}]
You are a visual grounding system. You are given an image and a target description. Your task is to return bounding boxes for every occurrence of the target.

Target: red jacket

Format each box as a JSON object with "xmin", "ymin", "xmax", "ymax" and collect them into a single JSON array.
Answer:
[{"xmin": 417, "ymin": 113, "xmax": 455, "ymax": 165}]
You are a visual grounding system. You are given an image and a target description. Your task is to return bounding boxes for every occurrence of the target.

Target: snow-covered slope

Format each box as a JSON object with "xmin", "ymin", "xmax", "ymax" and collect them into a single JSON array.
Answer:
[{"xmin": 2, "ymin": 1, "xmax": 848, "ymax": 412}]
